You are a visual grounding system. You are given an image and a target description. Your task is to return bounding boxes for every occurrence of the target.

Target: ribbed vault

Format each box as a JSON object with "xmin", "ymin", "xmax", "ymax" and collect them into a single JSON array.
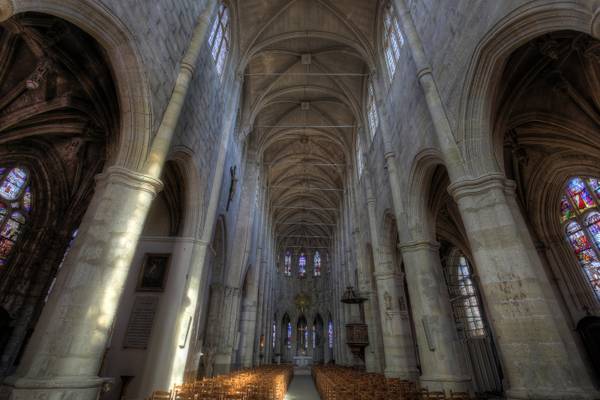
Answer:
[{"xmin": 237, "ymin": 0, "xmax": 378, "ymax": 258}]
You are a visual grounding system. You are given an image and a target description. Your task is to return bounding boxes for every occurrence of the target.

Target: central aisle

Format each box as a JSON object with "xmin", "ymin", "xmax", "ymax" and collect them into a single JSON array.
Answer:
[{"xmin": 285, "ymin": 374, "xmax": 321, "ymax": 400}]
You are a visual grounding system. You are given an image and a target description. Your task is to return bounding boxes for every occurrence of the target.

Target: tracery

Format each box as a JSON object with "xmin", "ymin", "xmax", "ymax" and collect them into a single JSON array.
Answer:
[
  {"xmin": 561, "ymin": 177, "xmax": 600, "ymax": 299},
  {"xmin": 0, "ymin": 167, "xmax": 31, "ymax": 268}
]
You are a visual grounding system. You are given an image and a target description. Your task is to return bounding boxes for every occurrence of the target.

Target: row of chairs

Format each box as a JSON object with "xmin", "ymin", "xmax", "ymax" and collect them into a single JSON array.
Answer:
[
  {"xmin": 148, "ymin": 365, "xmax": 293, "ymax": 400},
  {"xmin": 312, "ymin": 365, "xmax": 475, "ymax": 400}
]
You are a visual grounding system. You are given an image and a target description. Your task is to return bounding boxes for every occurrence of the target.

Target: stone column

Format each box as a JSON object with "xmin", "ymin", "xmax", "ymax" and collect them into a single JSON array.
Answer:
[
  {"xmin": 239, "ymin": 262, "xmax": 260, "ymax": 368},
  {"xmin": 399, "ymin": 240, "xmax": 471, "ymax": 392},
  {"xmin": 1, "ymin": 167, "xmax": 161, "ymax": 399},
  {"xmin": 364, "ymin": 173, "xmax": 418, "ymax": 379},
  {"xmin": 213, "ymin": 286, "xmax": 241, "ymax": 375},
  {"xmin": 349, "ymin": 168, "xmax": 384, "ymax": 372},
  {"xmin": 448, "ymin": 175, "xmax": 598, "ymax": 399},
  {"xmin": 391, "ymin": 0, "xmax": 464, "ymax": 181}
]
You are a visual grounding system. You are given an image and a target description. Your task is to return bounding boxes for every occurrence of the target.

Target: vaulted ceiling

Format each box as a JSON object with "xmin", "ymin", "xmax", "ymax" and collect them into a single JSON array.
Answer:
[{"xmin": 236, "ymin": 0, "xmax": 379, "ymax": 255}]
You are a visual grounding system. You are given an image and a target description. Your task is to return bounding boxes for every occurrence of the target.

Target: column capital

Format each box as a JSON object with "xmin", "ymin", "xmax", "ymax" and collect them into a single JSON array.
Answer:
[
  {"xmin": 384, "ymin": 151, "xmax": 397, "ymax": 161},
  {"xmin": 96, "ymin": 166, "xmax": 163, "ymax": 197},
  {"xmin": 0, "ymin": 0, "xmax": 14, "ymax": 22},
  {"xmin": 398, "ymin": 239, "xmax": 439, "ymax": 253},
  {"xmin": 447, "ymin": 173, "xmax": 515, "ymax": 201}
]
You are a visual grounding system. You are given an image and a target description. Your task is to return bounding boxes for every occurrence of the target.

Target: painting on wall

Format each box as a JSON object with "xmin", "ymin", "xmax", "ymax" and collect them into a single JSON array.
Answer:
[{"xmin": 137, "ymin": 253, "xmax": 170, "ymax": 292}]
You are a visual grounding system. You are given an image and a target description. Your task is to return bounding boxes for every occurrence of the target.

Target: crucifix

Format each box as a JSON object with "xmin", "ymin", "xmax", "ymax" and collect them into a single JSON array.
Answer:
[{"xmin": 226, "ymin": 165, "xmax": 238, "ymax": 211}]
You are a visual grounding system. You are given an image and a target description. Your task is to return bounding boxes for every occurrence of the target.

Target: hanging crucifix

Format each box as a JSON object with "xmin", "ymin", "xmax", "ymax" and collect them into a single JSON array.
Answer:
[{"xmin": 226, "ymin": 165, "xmax": 238, "ymax": 212}]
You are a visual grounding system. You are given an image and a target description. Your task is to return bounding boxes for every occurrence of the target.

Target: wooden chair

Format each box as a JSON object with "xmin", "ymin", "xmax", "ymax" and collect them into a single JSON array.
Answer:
[{"xmin": 149, "ymin": 390, "xmax": 172, "ymax": 400}]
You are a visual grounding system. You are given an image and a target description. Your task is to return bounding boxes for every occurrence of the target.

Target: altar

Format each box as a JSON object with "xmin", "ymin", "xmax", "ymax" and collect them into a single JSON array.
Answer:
[{"xmin": 293, "ymin": 355, "xmax": 313, "ymax": 367}]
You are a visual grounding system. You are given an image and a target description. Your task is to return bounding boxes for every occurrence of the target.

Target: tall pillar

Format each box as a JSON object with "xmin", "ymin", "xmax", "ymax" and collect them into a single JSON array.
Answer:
[
  {"xmin": 0, "ymin": 2, "xmax": 220, "ymax": 398},
  {"xmin": 364, "ymin": 173, "xmax": 418, "ymax": 379},
  {"xmin": 448, "ymin": 175, "xmax": 598, "ymax": 399},
  {"xmin": 239, "ymin": 262, "xmax": 260, "ymax": 368},
  {"xmin": 392, "ymin": 0, "xmax": 599, "ymax": 396},
  {"xmin": 399, "ymin": 240, "xmax": 471, "ymax": 392},
  {"xmin": 349, "ymin": 169, "xmax": 384, "ymax": 372},
  {"xmin": 213, "ymin": 286, "xmax": 241, "ymax": 375},
  {"xmin": 1, "ymin": 168, "xmax": 161, "ymax": 399}
]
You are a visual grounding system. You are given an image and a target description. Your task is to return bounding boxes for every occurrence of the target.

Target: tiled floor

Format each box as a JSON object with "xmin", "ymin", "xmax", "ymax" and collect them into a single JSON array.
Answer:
[{"xmin": 285, "ymin": 375, "xmax": 321, "ymax": 400}]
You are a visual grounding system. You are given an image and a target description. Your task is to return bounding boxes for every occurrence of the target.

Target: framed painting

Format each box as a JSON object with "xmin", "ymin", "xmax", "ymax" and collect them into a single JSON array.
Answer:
[{"xmin": 137, "ymin": 253, "xmax": 170, "ymax": 292}]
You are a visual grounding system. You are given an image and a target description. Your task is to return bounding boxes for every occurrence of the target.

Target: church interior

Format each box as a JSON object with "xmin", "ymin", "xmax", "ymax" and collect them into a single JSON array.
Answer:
[{"xmin": 0, "ymin": 0, "xmax": 599, "ymax": 399}]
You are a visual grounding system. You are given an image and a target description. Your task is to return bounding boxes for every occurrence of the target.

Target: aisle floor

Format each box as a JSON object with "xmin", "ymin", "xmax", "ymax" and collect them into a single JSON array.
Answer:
[{"xmin": 285, "ymin": 375, "xmax": 321, "ymax": 400}]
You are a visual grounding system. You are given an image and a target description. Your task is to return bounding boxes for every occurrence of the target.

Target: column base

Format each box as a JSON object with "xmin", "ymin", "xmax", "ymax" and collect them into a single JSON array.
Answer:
[
  {"xmin": 506, "ymin": 387, "xmax": 600, "ymax": 400},
  {"xmin": 419, "ymin": 374, "xmax": 471, "ymax": 393},
  {"xmin": 0, "ymin": 375, "xmax": 111, "ymax": 400},
  {"xmin": 212, "ymin": 353, "xmax": 233, "ymax": 376}
]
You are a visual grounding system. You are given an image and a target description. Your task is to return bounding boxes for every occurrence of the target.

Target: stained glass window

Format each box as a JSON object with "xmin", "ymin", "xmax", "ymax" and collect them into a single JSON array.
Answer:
[
  {"xmin": 0, "ymin": 167, "xmax": 31, "ymax": 268},
  {"xmin": 312, "ymin": 325, "xmax": 316, "ymax": 349},
  {"xmin": 284, "ymin": 250, "xmax": 292, "ymax": 276},
  {"xmin": 567, "ymin": 177, "xmax": 596, "ymax": 212},
  {"xmin": 314, "ymin": 250, "xmax": 321, "ymax": 277},
  {"xmin": 367, "ymin": 81, "xmax": 379, "ymax": 140},
  {"xmin": 443, "ymin": 255, "xmax": 486, "ymax": 339},
  {"xmin": 298, "ymin": 251, "xmax": 306, "ymax": 278},
  {"xmin": 328, "ymin": 321, "xmax": 334, "ymax": 349},
  {"xmin": 560, "ymin": 177, "xmax": 600, "ymax": 298},
  {"xmin": 287, "ymin": 322, "xmax": 292, "ymax": 350},
  {"xmin": 208, "ymin": 3, "xmax": 230, "ymax": 78},
  {"xmin": 304, "ymin": 327, "xmax": 309, "ymax": 350},
  {"xmin": 382, "ymin": 1, "xmax": 404, "ymax": 81},
  {"xmin": 272, "ymin": 321, "xmax": 277, "ymax": 350}
]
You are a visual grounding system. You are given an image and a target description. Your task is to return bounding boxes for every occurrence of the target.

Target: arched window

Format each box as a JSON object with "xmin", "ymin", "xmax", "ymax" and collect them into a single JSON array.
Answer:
[
  {"xmin": 327, "ymin": 320, "xmax": 334, "ymax": 349},
  {"xmin": 298, "ymin": 251, "xmax": 307, "ymax": 278},
  {"xmin": 208, "ymin": 3, "xmax": 231, "ymax": 77},
  {"xmin": 560, "ymin": 177, "xmax": 600, "ymax": 298},
  {"xmin": 287, "ymin": 322, "xmax": 292, "ymax": 349},
  {"xmin": 0, "ymin": 167, "xmax": 31, "ymax": 268},
  {"xmin": 272, "ymin": 320, "xmax": 276, "ymax": 350},
  {"xmin": 314, "ymin": 250, "xmax": 321, "ymax": 277},
  {"xmin": 443, "ymin": 253, "xmax": 486, "ymax": 338},
  {"xmin": 366, "ymin": 81, "xmax": 379, "ymax": 140},
  {"xmin": 284, "ymin": 250, "xmax": 292, "ymax": 276},
  {"xmin": 356, "ymin": 135, "xmax": 364, "ymax": 178},
  {"xmin": 382, "ymin": 0, "xmax": 404, "ymax": 81}
]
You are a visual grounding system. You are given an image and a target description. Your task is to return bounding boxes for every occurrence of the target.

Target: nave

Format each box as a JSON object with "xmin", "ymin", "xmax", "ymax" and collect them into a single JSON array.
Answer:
[{"xmin": 0, "ymin": 1, "xmax": 599, "ymax": 400}]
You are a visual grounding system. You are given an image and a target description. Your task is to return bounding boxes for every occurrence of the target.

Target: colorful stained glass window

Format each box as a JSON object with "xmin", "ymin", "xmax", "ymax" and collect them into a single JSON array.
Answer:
[
  {"xmin": 0, "ymin": 167, "xmax": 27, "ymax": 201},
  {"xmin": 0, "ymin": 167, "xmax": 31, "ymax": 268},
  {"xmin": 328, "ymin": 321, "xmax": 334, "ymax": 349},
  {"xmin": 560, "ymin": 196, "xmax": 575, "ymax": 222},
  {"xmin": 314, "ymin": 250, "xmax": 321, "ymax": 277},
  {"xmin": 585, "ymin": 212, "xmax": 600, "ymax": 248},
  {"xmin": 287, "ymin": 322, "xmax": 292, "ymax": 349},
  {"xmin": 382, "ymin": 1, "xmax": 404, "ymax": 81},
  {"xmin": 298, "ymin": 252, "xmax": 306, "ymax": 278},
  {"xmin": 208, "ymin": 3, "xmax": 230, "ymax": 78},
  {"xmin": 567, "ymin": 177, "xmax": 595, "ymax": 212},
  {"xmin": 561, "ymin": 177, "xmax": 600, "ymax": 299},
  {"xmin": 588, "ymin": 178, "xmax": 600, "ymax": 197},
  {"xmin": 0, "ymin": 203, "xmax": 7, "ymax": 223},
  {"xmin": 304, "ymin": 327, "xmax": 309, "ymax": 350},
  {"xmin": 284, "ymin": 250, "xmax": 292, "ymax": 276}
]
